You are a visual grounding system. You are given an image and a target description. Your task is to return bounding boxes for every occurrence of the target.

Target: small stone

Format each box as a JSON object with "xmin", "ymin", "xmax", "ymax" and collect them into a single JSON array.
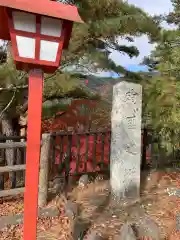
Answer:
[
  {"xmin": 48, "ymin": 180, "xmax": 53, "ymax": 188},
  {"xmin": 117, "ymin": 223, "xmax": 136, "ymax": 240},
  {"xmin": 39, "ymin": 207, "xmax": 59, "ymax": 218},
  {"xmin": 176, "ymin": 213, "xmax": 180, "ymax": 230},
  {"xmin": 95, "ymin": 174, "xmax": 104, "ymax": 181},
  {"xmin": 72, "ymin": 220, "xmax": 90, "ymax": 239},
  {"xmin": 78, "ymin": 174, "xmax": 89, "ymax": 187},
  {"xmin": 56, "ymin": 194, "xmax": 67, "ymax": 211},
  {"xmin": 131, "ymin": 214, "xmax": 160, "ymax": 240},
  {"xmin": 167, "ymin": 188, "xmax": 180, "ymax": 197},
  {"xmin": 53, "ymin": 176, "xmax": 64, "ymax": 186},
  {"xmin": 53, "ymin": 177, "xmax": 65, "ymax": 193},
  {"xmin": 64, "ymin": 200, "xmax": 78, "ymax": 220},
  {"xmin": 85, "ymin": 230, "xmax": 104, "ymax": 240}
]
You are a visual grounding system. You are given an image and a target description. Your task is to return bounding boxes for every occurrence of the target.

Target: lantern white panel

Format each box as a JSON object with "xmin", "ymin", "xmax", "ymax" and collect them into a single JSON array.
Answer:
[
  {"xmin": 16, "ymin": 36, "xmax": 35, "ymax": 59},
  {"xmin": 41, "ymin": 17, "xmax": 62, "ymax": 37},
  {"xmin": 12, "ymin": 11, "xmax": 36, "ymax": 33},
  {"xmin": 40, "ymin": 40, "xmax": 59, "ymax": 62}
]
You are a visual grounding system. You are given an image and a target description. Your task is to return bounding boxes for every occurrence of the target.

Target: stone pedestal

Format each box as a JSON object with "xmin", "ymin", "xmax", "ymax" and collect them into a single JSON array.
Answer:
[{"xmin": 110, "ymin": 81, "xmax": 142, "ymax": 201}]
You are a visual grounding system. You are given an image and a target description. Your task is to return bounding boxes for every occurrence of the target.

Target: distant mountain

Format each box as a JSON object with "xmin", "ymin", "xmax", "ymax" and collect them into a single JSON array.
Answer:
[
  {"xmin": 80, "ymin": 71, "xmax": 156, "ymax": 94},
  {"xmin": 81, "ymin": 75, "xmax": 120, "ymax": 89},
  {"xmin": 80, "ymin": 75, "xmax": 121, "ymax": 97}
]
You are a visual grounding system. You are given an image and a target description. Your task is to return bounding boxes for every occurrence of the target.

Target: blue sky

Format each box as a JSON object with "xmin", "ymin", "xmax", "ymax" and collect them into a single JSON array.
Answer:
[{"xmin": 108, "ymin": 0, "xmax": 175, "ymax": 75}]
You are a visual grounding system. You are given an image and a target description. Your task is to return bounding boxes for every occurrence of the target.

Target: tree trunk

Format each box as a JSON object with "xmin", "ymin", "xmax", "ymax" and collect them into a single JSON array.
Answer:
[
  {"xmin": 0, "ymin": 138, "xmax": 5, "ymax": 190},
  {"xmin": 13, "ymin": 117, "xmax": 24, "ymax": 187},
  {"xmin": 1, "ymin": 113, "xmax": 15, "ymax": 188},
  {"xmin": 38, "ymin": 133, "xmax": 51, "ymax": 207}
]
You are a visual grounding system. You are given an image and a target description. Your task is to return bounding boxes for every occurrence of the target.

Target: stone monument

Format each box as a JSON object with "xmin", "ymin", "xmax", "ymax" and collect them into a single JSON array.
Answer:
[{"xmin": 110, "ymin": 81, "xmax": 142, "ymax": 201}]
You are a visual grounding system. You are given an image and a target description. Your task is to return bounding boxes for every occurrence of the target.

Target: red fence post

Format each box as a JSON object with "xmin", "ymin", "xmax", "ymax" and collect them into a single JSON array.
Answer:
[{"xmin": 23, "ymin": 69, "xmax": 43, "ymax": 240}]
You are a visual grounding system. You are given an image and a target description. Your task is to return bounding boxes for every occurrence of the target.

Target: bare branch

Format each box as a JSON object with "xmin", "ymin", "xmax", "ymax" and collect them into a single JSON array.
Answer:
[
  {"xmin": 16, "ymin": 72, "xmax": 27, "ymax": 82},
  {"xmin": 0, "ymin": 90, "xmax": 16, "ymax": 119},
  {"xmin": 0, "ymin": 85, "xmax": 28, "ymax": 92}
]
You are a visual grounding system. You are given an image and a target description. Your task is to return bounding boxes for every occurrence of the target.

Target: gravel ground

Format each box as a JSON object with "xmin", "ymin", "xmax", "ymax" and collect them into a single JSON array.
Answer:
[{"xmin": 0, "ymin": 170, "xmax": 179, "ymax": 239}]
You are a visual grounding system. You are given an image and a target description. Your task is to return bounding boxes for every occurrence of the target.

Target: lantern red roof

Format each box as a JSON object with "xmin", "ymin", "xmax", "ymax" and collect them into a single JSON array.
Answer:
[{"xmin": 0, "ymin": 0, "xmax": 83, "ymax": 40}]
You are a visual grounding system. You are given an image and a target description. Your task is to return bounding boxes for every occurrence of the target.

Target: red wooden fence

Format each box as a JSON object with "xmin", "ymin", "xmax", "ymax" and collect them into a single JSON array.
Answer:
[{"xmin": 51, "ymin": 131, "xmax": 151, "ymax": 176}]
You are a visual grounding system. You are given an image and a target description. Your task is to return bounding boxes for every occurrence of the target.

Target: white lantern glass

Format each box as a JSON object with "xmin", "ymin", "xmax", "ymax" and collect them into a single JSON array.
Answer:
[
  {"xmin": 40, "ymin": 40, "xmax": 59, "ymax": 62},
  {"xmin": 12, "ymin": 11, "xmax": 36, "ymax": 33},
  {"xmin": 16, "ymin": 36, "xmax": 36, "ymax": 58},
  {"xmin": 41, "ymin": 16, "xmax": 62, "ymax": 37}
]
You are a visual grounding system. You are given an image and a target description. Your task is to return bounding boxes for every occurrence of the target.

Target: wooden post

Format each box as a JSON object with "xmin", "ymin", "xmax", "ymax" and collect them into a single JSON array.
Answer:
[
  {"xmin": 38, "ymin": 133, "xmax": 51, "ymax": 207},
  {"xmin": 23, "ymin": 69, "xmax": 43, "ymax": 240}
]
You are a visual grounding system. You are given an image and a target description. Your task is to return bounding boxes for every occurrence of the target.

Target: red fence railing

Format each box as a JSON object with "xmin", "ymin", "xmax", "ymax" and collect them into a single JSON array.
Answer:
[
  {"xmin": 50, "ymin": 130, "xmax": 151, "ymax": 178},
  {"xmin": 51, "ymin": 131, "xmax": 111, "ymax": 177}
]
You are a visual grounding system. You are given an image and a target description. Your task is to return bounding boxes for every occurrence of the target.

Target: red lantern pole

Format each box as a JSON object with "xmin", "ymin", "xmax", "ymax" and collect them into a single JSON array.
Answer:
[{"xmin": 23, "ymin": 69, "xmax": 43, "ymax": 240}]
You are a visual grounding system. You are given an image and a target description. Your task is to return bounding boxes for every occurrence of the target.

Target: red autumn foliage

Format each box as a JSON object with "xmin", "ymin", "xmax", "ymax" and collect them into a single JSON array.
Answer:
[{"xmin": 41, "ymin": 99, "xmax": 98, "ymax": 133}]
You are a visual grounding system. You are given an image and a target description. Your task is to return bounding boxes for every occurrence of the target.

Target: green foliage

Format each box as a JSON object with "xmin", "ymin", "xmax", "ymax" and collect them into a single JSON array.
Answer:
[
  {"xmin": 43, "ymin": 72, "xmax": 80, "ymax": 99},
  {"xmin": 0, "ymin": 0, "xmax": 161, "ymax": 126},
  {"xmin": 0, "ymin": 55, "xmax": 96, "ymax": 120},
  {"xmin": 42, "ymin": 98, "xmax": 72, "ymax": 119},
  {"xmin": 166, "ymin": 0, "xmax": 180, "ymax": 26},
  {"xmin": 142, "ymin": 12, "xmax": 180, "ymax": 150},
  {"xmin": 141, "ymin": 0, "xmax": 180, "ymax": 150},
  {"xmin": 0, "ymin": 56, "xmax": 27, "ymax": 118},
  {"xmin": 44, "ymin": 72, "xmax": 100, "ymax": 100}
]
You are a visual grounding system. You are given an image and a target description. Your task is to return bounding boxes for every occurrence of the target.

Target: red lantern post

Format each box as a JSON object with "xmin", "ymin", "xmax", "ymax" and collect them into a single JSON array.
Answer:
[
  {"xmin": 0, "ymin": 0, "xmax": 83, "ymax": 239},
  {"xmin": 24, "ymin": 69, "xmax": 43, "ymax": 240}
]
